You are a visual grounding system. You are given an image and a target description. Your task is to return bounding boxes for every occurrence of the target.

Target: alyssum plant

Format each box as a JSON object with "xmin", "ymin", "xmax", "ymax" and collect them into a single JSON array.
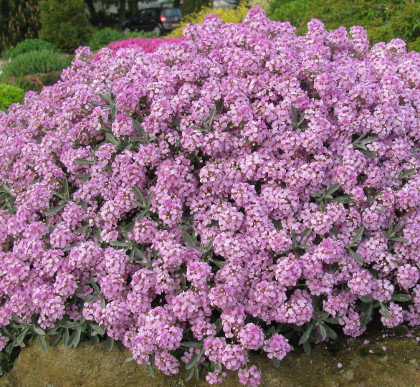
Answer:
[{"xmin": 0, "ymin": 7, "xmax": 418, "ymax": 385}]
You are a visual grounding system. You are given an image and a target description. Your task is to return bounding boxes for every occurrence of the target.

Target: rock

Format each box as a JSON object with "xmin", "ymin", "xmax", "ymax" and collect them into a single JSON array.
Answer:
[
  {"xmin": 1, "ymin": 331, "xmax": 419, "ymax": 387},
  {"xmin": 35, "ymin": 71, "xmax": 62, "ymax": 86}
]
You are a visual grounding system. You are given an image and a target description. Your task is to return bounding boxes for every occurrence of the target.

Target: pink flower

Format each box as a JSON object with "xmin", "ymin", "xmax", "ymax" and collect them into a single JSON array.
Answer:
[
  {"xmin": 263, "ymin": 334, "xmax": 291, "ymax": 361},
  {"xmin": 238, "ymin": 365, "xmax": 261, "ymax": 386}
]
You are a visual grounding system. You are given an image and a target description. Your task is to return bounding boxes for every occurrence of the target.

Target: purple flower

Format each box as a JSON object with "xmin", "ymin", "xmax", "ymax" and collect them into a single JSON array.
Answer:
[{"xmin": 0, "ymin": 6, "xmax": 418, "ymax": 386}]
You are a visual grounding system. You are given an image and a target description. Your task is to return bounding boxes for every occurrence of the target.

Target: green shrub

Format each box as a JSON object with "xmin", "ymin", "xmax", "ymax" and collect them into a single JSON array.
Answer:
[
  {"xmin": 1, "ymin": 50, "xmax": 71, "ymax": 78},
  {"xmin": 88, "ymin": 28, "xmax": 160, "ymax": 52},
  {"xmin": 2, "ymin": 38, "xmax": 56, "ymax": 59},
  {"xmin": 369, "ymin": 1, "xmax": 420, "ymax": 51},
  {"xmin": 268, "ymin": 0, "xmax": 311, "ymax": 28},
  {"xmin": 89, "ymin": 28, "xmax": 125, "ymax": 51},
  {"xmin": 182, "ymin": 0, "xmax": 211, "ymax": 17},
  {"xmin": 0, "ymin": 83, "xmax": 24, "ymax": 111},
  {"xmin": 0, "ymin": 0, "xmax": 41, "ymax": 54},
  {"xmin": 407, "ymin": 37, "xmax": 420, "ymax": 52},
  {"xmin": 125, "ymin": 30, "xmax": 159, "ymax": 39},
  {"xmin": 268, "ymin": 0, "xmax": 419, "ymax": 49},
  {"xmin": 40, "ymin": 0, "xmax": 93, "ymax": 54},
  {"xmin": 248, "ymin": 0, "xmax": 274, "ymax": 13}
]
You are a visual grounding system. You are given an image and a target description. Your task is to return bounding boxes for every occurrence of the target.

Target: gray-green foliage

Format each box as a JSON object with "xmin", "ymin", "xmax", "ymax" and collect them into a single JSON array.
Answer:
[
  {"xmin": 2, "ymin": 39, "xmax": 57, "ymax": 60},
  {"xmin": 1, "ymin": 50, "xmax": 71, "ymax": 78},
  {"xmin": 0, "ymin": 314, "xmax": 107, "ymax": 376}
]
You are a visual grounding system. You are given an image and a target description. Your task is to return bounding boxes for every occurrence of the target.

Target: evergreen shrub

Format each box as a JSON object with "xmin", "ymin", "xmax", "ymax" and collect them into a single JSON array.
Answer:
[
  {"xmin": 2, "ymin": 38, "xmax": 57, "ymax": 60},
  {"xmin": 89, "ymin": 28, "xmax": 125, "ymax": 51},
  {"xmin": 0, "ymin": 0, "xmax": 41, "ymax": 54},
  {"xmin": 1, "ymin": 50, "xmax": 71, "ymax": 78},
  {"xmin": 40, "ymin": 0, "xmax": 93, "ymax": 54},
  {"xmin": 268, "ymin": 0, "xmax": 419, "ymax": 51}
]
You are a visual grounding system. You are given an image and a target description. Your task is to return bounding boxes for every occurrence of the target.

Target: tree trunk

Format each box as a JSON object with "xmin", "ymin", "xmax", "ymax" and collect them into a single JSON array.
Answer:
[
  {"xmin": 119, "ymin": 0, "xmax": 127, "ymax": 25},
  {"xmin": 84, "ymin": 0, "xmax": 96, "ymax": 20},
  {"xmin": 128, "ymin": 0, "xmax": 138, "ymax": 15}
]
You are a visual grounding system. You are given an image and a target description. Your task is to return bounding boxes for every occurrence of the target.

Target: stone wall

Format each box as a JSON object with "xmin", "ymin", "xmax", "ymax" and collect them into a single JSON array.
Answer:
[{"xmin": 1, "ymin": 331, "xmax": 419, "ymax": 387}]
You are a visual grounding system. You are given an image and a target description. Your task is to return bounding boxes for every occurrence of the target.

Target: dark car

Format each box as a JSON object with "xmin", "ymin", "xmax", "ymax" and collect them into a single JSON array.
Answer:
[{"xmin": 122, "ymin": 7, "xmax": 182, "ymax": 36}]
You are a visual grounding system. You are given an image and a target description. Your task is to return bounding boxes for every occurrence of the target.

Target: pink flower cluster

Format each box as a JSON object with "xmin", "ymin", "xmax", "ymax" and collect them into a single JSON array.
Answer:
[
  {"xmin": 0, "ymin": 6, "xmax": 419, "ymax": 386},
  {"xmin": 94, "ymin": 36, "xmax": 185, "ymax": 60}
]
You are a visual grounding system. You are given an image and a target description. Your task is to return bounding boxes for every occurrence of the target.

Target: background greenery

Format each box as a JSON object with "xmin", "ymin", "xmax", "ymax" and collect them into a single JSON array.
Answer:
[
  {"xmin": 88, "ymin": 28, "xmax": 158, "ymax": 51},
  {"xmin": 40, "ymin": 0, "xmax": 94, "ymax": 53},
  {"xmin": 0, "ymin": 83, "xmax": 25, "ymax": 111},
  {"xmin": 167, "ymin": 0, "xmax": 249, "ymax": 38},
  {"xmin": 1, "ymin": 38, "xmax": 56, "ymax": 59},
  {"xmin": 0, "ymin": 0, "xmax": 40, "ymax": 54},
  {"xmin": 1, "ymin": 1, "xmax": 419, "ymax": 56},
  {"xmin": 267, "ymin": 0, "xmax": 420, "ymax": 51},
  {"xmin": 0, "ymin": 0, "xmax": 418, "ymax": 98},
  {"xmin": 1, "ymin": 50, "xmax": 71, "ymax": 78}
]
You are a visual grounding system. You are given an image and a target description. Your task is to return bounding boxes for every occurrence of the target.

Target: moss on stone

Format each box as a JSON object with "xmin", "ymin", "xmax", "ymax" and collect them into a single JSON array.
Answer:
[
  {"xmin": 1, "ymin": 332, "xmax": 419, "ymax": 387},
  {"xmin": 393, "ymin": 325, "xmax": 410, "ymax": 337}
]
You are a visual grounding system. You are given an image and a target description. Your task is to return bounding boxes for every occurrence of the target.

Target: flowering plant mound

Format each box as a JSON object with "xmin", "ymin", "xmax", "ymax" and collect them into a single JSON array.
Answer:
[
  {"xmin": 102, "ymin": 36, "xmax": 185, "ymax": 56},
  {"xmin": 0, "ymin": 6, "xmax": 419, "ymax": 385}
]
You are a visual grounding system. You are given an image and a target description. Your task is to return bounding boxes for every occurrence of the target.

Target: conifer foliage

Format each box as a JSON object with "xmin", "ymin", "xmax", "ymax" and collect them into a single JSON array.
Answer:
[
  {"xmin": 40, "ymin": 0, "xmax": 93, "ymax": 54},
  {"xmin": 0, "ymin": 0, "xmax": 41, "ymax": 54}
]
